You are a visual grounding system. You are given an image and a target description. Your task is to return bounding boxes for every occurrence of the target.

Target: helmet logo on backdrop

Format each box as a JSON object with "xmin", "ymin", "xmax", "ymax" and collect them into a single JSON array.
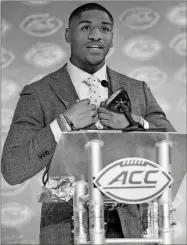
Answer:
[{"xmin": 94, "ymin": 157, "xmax": 173, "ymax": 204}]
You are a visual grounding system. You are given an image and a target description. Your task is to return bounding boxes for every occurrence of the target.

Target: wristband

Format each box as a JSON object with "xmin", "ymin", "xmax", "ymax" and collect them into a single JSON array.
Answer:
[
  {"xmin": 64, "ymin": 115, "xmax": 75, "ymax": 130},
  {"xmin": 139, "ymin": 117, "xmax": 149, "ymax": 129},
  {"xmin": 57, "ymin": 114, "xmax": 74, "ymax": 132}
]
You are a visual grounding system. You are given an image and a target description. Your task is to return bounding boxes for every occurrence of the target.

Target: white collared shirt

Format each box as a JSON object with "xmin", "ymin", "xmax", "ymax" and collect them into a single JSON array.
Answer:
[
  {"xmin": 50, "ymin": 60, "xmax": 108, "ymax": 142},
  {"xmin": 67, "ymin": 60, "xmax": 108, "ymax": 101}
]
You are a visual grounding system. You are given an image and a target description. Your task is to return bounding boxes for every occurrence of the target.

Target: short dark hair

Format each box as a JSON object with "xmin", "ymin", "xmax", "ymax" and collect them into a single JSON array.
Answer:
[{"xmin": 68, "ymin": 2, "xmax": 114, "ymax": 27}]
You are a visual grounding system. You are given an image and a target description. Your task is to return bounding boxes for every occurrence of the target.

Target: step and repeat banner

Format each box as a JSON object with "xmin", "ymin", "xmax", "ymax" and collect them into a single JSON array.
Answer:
[{"xmin": 1, "ymin": 0, "xmax": 186, "ymax": 244}]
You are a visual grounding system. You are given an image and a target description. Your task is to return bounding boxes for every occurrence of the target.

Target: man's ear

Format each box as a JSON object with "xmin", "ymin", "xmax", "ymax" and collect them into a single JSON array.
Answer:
[{"xmin": 65, "ymin": 28, "xmax": 71, "ymax": 44}]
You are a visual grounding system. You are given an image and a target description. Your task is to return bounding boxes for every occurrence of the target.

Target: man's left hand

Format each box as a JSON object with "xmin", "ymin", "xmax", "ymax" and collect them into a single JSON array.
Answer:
[
  {"xmin": 98, "ymin": 103, "xmax": 141, "ymax": 129},
  {"xmin": 97, "ymin": 106, "xmax": 129, "ymax": 129}
]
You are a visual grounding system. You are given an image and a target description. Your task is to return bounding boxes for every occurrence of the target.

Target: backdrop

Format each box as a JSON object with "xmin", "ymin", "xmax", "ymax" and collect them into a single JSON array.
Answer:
[{"xmin": 1, "ymin": 0, "xmax": 186, "ymax": 244}]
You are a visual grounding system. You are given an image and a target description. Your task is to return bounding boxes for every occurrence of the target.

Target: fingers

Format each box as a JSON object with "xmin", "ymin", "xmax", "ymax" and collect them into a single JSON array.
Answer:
[
  {"xmin": 92, "ymin": 109, "xmax": 98, "ymax": 117},
  {"xmin": 77, "ymin": 98, "xmax": 91, "ymax": 104},
  {"xmin": 92, "ymin": 115, "xmax": 98, "ymax": 123},
  {"xmin": 100, "ymin": 119, "xmax": 108, "ymax": 126},
  {"xmin": 89, "ymin": 103, "xmax": 97, "ymax": 110},
  {"xmin": 97, "ymin": 106, "xmax": 108, "ymax": 113},
  {"xmin": 92, "ymin": 107, "xmax": 109, "ymax": 119},
  {"xmin": 84, "ymin": 98, "xmax": 91, "ymax": 104},
  {"xmin": 100, "ymin": 100, "xmax": 107, "ymax": 107},
  {"xmin": 98, "ymin": 113, "xmax": 109, "ymax": 120},
  {"xmin": 98, "ymin": 112, "xmax": 109, "ymax": 126}
]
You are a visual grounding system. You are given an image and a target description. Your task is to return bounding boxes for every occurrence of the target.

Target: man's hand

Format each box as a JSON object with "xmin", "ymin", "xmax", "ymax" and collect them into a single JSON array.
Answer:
[
  {"xmin": 98, "ymin": 106, "xmax": 129, "ymax": 129},
  {"xmin": 98, "ymin": 101, "xmax": 141, "ymax": 129},
  {"xmin": 64, "ymin": 99, "xmax": 98, "ymax": 129}
]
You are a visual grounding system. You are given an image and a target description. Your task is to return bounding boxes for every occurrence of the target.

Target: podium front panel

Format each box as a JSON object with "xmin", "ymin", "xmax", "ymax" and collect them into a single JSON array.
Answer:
[{"xmin": 49, "ymin": 131, "xmax": 186, "ymax": 199}]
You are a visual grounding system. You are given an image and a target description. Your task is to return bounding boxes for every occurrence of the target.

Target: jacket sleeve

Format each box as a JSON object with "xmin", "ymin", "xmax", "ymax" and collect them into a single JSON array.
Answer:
[
  {"xmin": 1, "ymin": 85, "xmax": 63, "ymax": 185},
  {"xmin": 142, "ymin": 82, "xmax": 176, "ymax": 132}
]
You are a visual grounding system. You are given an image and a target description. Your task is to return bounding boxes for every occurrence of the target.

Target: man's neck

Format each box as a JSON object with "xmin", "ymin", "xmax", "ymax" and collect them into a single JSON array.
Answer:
[{"xmin": 69, "ymin": 57, "xmax": 106, "ymax": 74}]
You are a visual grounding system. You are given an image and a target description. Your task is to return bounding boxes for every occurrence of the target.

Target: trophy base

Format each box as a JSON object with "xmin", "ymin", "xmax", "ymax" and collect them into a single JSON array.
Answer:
[{"xmin": 123, "ymin": 124, "xmax": 145, "ymax": 132}]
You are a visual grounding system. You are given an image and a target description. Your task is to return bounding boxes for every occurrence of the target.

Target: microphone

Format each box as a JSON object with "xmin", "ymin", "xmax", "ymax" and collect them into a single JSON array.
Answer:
[{"xmin": 101, "ymin": 80, "xmax": 112, "ymax": 93}]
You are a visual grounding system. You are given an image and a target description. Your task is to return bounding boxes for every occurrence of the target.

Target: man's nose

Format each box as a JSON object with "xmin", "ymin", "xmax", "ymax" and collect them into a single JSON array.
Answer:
[{"xmin": 88, "ymin": 28, "xmax": 102, "ymax": 40}]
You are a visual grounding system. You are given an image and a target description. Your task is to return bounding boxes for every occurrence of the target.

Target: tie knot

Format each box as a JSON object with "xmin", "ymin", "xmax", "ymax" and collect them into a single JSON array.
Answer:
[{"xmin": 84, "ymin": 75, "xmax": 99, "ymax": 86}]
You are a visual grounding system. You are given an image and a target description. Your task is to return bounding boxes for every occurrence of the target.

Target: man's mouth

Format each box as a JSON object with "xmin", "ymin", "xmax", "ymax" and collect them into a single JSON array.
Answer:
[
  {"xmin": 87, "ymin": 46, "xmax": 104, "ymax": 54},
  {"xmin": 87, "ymin": 46, "xmax": 103, "ymax": 49},
  {"xmin": 87, "ymin": 42, "xmax": 104, "ymax": 50}
]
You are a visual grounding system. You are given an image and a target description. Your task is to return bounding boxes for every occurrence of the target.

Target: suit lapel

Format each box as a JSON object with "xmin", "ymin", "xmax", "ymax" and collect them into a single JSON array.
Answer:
[
  {"xmin": 107, "ymin": 67, "xmax": 142, "ymax": 116},
  {"xmin": 107, "ymin": 66, "xmax": 130, "ymax": 95},
  {"xmin": 49, "ymin": 65, "xmax": 129, "ymax": 108},
  {"xmin": 49, "ymin": 64, "xmax": 79, "ymax": 108}
]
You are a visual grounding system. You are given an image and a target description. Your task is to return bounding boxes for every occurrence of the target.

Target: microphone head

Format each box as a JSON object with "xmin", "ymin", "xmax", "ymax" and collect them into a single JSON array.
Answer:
[{"xmin": 101, "ymin": 80, "xmax": 109, "ymax": 88}]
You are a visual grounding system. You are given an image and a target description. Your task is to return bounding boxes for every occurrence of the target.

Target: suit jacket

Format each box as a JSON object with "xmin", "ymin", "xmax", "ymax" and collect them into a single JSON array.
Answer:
[{"xmin": 1, "ymin": 64, "xmax": 175, "ymax": 244}]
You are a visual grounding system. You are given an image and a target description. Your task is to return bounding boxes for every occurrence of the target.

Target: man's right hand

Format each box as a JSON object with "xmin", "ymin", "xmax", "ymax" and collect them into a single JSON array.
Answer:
[{"xmin": 63, "ymin": 99, "xmax": 98, "ymax": 129}]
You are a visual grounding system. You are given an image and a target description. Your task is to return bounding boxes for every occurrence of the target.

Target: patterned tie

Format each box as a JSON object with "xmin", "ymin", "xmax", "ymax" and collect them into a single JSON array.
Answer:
[{"xmin": 84, "ymin": 75, "xmax": 103, "ymax": 129}]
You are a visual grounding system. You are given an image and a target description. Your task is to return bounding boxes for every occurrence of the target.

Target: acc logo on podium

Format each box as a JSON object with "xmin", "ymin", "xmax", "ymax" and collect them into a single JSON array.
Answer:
[{"xmin": 94, "ymin": 158, "xmax": 173, "ymax": 204}]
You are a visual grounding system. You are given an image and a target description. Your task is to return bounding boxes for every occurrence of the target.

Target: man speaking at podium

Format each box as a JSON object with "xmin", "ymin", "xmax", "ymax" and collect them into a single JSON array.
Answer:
[{"xmin": 1, "ymin": 2, "xmax": 175, "ymax": 245}]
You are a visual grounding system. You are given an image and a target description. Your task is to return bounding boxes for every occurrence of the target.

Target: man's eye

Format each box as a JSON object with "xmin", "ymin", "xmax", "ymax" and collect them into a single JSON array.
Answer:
[
  {"xmin": 82, "ymin": 26, "xmax": 91, "ymax": 30},
  {"xmin": 101, "ymin": 27, "xmax": 110, "ymax": 32}
]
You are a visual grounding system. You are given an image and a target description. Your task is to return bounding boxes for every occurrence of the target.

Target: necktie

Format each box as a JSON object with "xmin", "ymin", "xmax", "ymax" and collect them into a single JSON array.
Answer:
[{"xmin": 84, "ymin": 75, "xmax": 103, "ymax": 129}]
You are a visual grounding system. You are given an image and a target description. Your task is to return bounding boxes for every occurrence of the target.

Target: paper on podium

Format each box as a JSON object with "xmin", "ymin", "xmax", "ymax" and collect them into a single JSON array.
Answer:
[{"xmin": 48, "ymin": 131, "xmax": 186, "ymax": 200}]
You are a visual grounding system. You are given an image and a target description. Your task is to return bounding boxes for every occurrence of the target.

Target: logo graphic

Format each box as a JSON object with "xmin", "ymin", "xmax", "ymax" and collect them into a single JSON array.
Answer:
[
  {"xmin": 175, "ymin": 65, "xmax": 186, "ymax": 84},
  {"xmin": 1, "ymin": 19, "xmax": 11, "ymax": 37},
  {"xmin": 129, "ymin": 66, "xmax": 168, "ymax": 89},
  {"xmin": 2, "ymin": 78, "xmax": 20, "ymax": 102},
  {"xmin": 94, "ymin": 158, "xmax": 173, "ymax": 204},
  {"xmin": 122, "ymin": 35, "xmax": 163, "ymax": 60},
  {"xmin": 166, "ymin": 3, "xmax": 187, "ymax": 27},
  {"xmin": 24, "ymin": 42, "xmax": 66, "ymax": 68},
  {"xmin": 169, "ymin": 33, "xmax": 187, "ymax": 56},
  {"xmin": 20, "ymin": 13, "xmax": 63, "ymax": 37},
  {"xmin": 1, "ymin": 202, "xmax": 33, "ymax": 227},
  {"xmin": 119, "ymin": 7, "xmax": 160, "ymax": 30},
  {"xmin": 2, "ymin": 48, "xmax": 15, "ymax": 69}
]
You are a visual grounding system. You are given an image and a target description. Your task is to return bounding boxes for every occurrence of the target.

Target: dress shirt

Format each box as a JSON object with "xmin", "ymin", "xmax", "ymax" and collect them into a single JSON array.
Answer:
[{"xmin": 50, "ymin": 60, "xmax": 108, "ymax": 142}]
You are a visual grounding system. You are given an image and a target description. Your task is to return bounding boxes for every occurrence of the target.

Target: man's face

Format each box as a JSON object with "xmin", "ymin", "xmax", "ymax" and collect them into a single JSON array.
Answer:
[{"xmin": 65, "ymin": 10, "xmax": 113, "ymax": 72}]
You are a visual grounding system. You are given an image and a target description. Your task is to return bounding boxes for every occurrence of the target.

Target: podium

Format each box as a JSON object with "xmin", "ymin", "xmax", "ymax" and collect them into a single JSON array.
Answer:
[{"xmin": 39, "ymin": 131, "xmax": 186, "ymax": 244}]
